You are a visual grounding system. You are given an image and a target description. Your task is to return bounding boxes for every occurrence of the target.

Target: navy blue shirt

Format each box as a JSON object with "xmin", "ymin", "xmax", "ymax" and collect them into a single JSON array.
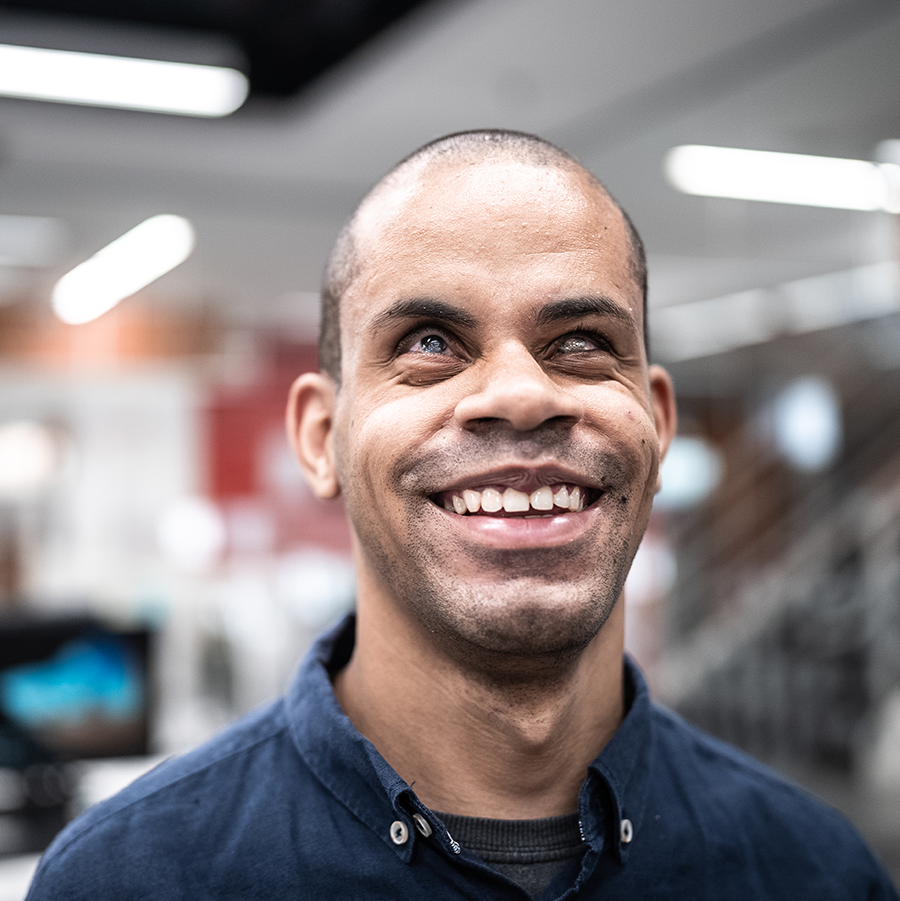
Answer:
[{"xmin": 27, "ymin": 615, "xmax": 898, "ymax": 899}]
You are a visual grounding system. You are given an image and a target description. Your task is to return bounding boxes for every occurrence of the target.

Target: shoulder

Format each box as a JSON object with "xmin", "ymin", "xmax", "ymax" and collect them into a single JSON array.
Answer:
[
  {"xmin": 644, "ymin": 702, "xmax": 896, "ymax": 895},
  {"xmin": 649, "ymin": 700, "xmax": 845, "ymax": 827},
  {"xmin": 650, "ymin": 700, "xmax": 832, "ymax": 814},
  {"xmin": 27, "ymin": 699, "xmax": 309, "ymax": 899},
  {"xmin": 68, "ymin": 697, "xmax": 291, "ymax": 832}
]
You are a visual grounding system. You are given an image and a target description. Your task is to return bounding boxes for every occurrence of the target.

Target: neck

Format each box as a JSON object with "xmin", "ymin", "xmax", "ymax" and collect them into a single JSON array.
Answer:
[{"xmin": 333, "ymin": 592, "xmax": 626, "ymax": 820}]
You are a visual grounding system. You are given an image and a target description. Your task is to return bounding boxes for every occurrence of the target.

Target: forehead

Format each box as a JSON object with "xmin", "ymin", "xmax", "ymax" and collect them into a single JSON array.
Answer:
[
  {"xmin": 343, "ymin": 158, "xmax": 640, "ymax": 334},
  {"xmin": 357, "ymin": 157, "xmax": 629, "ymax": 257}
]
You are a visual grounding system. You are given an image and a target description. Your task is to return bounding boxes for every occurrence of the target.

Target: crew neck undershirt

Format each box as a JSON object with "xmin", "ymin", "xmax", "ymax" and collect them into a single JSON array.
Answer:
[{"xmin": 434, "ymin": 811, "xmax": 584, "ymax": 899}]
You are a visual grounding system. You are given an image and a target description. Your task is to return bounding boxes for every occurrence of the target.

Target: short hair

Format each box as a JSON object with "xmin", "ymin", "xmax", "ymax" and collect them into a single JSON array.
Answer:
[{"xmin": 319, "ymin": 130, "xmax": 648, "ymax": 383}]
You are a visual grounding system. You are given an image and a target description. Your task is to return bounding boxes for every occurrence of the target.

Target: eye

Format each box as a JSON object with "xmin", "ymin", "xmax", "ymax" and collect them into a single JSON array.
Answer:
[
  {"xmin": 402, "ymin": 329, "xmax": 459, "ymax": 357},
  {"xmin": 414, "ymin": 333, "xmax": 449, "ymax": 354},
  {"xmin": 396, "ymin": 327, "xmax": 467, "ymax": 385},
  {"xmin": 555, "ymin": 332, "xmax": 611, "ymax": 355}
]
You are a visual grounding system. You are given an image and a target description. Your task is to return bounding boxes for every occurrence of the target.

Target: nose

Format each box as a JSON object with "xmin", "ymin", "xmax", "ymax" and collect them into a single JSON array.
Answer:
[{"xmin": 453, "ymin": 342, "xmax": 584, "ymax": 432}]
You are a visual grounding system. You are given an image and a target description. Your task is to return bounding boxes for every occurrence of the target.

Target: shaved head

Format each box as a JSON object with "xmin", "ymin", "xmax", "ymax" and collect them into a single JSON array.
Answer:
[{"xmin": 319, "ymin": 130, "xmax": 647, "ymax": 383}]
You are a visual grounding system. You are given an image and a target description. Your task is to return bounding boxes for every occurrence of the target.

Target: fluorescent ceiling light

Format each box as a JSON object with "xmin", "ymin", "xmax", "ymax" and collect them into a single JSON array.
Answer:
[
  {"xmin": 52, "ymin": 215, "xmax": 195, "ymax": 325},
  {"xmin": 875, "ymin": 140, "xmax": 900, "ymax": 165},
  {"xmin": 665, "ymin": 145, "xmax": 900, "ymax": 212},
  {"xmin": 0, "ymin": 43, "xmax": 248, "ymax": 116},
  {"xmin": 652, "ymin": 261, "xmax": 900, "ymax": 361}
]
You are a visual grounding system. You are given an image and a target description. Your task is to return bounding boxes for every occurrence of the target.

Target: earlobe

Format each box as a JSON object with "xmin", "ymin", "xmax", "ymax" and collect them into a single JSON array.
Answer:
[
  {"xmin": 648, "ymin": 364, "xmax": 677, "ymax": 493},
  {"xmin": 286, "ymin": 373, "xmax": 341, "ymax": 499}
]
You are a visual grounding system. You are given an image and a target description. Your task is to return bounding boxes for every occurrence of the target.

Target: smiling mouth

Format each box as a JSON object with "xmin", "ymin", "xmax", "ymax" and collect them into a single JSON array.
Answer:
[{"xmin": 432, "ymin": 483, "xmax": 600, "ymax": 517}]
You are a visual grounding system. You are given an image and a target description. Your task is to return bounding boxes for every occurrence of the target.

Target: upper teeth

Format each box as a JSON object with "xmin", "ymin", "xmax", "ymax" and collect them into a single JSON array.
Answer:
[{"xmin": 445, "ymin": 484, "xmax": 584, "ymax": 515}]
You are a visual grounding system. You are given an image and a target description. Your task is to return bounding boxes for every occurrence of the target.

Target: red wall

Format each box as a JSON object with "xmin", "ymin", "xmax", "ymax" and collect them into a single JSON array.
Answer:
[{"xmin": 205, "ymin": 339, "xmax": 351, "ymax": 556}]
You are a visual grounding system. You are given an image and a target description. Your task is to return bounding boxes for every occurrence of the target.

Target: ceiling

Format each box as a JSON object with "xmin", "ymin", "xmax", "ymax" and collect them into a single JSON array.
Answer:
[
  {"xmin": 1, "ymin": 0, "xmax": 899, "ymax": 375},
  {"xmin": 0, "ymin": 0, "xmax": 433, "ymax": 96}
]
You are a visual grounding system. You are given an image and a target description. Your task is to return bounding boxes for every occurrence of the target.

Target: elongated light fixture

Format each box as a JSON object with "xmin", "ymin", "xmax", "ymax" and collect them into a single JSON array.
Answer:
[
  {"xmin": 0, "ymin": 43, "xmax": 248, "ymax": 117},
  {"xmin": 52, "ymin": 215, "xmax": 195, "ymax": 325},
  {"xmin": 665, "ymin": 145, "xmax": 900, "ymax": 213}
]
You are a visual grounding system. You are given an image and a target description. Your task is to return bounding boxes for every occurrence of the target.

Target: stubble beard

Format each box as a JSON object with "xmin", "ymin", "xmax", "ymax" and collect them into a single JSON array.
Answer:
[
  {"xmin": 345, "ymin": 435, "xmax": 650, "ymax": 684},
  {"xmin": 354, "ymin": 518, "xmax": 637, "ymax": 686}
]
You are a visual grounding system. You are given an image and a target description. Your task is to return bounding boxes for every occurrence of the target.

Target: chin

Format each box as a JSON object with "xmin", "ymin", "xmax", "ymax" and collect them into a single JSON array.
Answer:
[{"xmin": 424, "ymin": 580, "xmax": 620, "ymax": 664}]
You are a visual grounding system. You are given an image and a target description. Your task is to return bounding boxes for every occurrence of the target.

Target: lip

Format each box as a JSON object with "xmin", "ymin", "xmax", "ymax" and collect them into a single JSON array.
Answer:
[
  {"xmin": 426, "ymin": 463, "xmax": 605, "ymax": 550},
  {"xmin": 433, "ymin": 464, "xmax": 602, "ymax": 496},
  {"xmin": 431, "ymin": 497, "xmax": 601, "ymax": 550}
]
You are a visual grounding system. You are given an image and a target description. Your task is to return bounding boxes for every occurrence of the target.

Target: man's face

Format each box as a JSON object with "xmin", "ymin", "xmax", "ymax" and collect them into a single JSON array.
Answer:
[{"xmin": 330, "ymin": 159, "xmax": 674, "ymax": 665}]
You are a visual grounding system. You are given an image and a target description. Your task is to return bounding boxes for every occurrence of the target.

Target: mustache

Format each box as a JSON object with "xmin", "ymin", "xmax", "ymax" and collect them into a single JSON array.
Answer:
[{"xmin": 393, "ymin": 426, "xmax": 632, "ymax": 492}]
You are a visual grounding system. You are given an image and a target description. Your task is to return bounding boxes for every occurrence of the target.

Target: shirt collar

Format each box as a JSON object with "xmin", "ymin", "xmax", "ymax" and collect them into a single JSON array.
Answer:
[
  {"xmin": 582, "ymin": 657, "xmax": 653, "ymax": 864},
  {"xmin": 286, "ymin": 613, "xmax": 653, "ymax": 867},
  {"xmin": 285, "ymin": 614, "xmax": 437, "ymax": 863}
]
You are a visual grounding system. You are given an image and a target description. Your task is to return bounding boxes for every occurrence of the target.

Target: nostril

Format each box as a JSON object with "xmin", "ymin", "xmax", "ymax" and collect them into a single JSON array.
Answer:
[{"xmin": 455, "ymin": 378, "xmax": 584, "ymax": 432}]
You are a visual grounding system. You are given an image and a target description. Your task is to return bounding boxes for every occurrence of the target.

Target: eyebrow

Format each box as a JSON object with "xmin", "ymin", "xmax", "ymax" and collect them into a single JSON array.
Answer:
[
  {"xmin": 370, "ymin": 294, "xmax": 635, "ymax": 335},
  {"xmin": 371, "ymin": 297, "xmax": 478, "ymax": 331},
  {"xmin": 533, "ymin": 296, "xmax": 636, "ymax": 330}
]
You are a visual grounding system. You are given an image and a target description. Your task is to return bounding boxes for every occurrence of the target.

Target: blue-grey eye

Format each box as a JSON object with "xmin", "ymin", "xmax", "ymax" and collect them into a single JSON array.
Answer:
[{"xmin": 417, "ymin": 334, "xmax": 448, "ymax": 354}]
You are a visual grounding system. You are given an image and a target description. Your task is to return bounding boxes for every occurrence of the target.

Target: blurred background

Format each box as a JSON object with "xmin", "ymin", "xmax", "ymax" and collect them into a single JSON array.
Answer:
[{"xmin": 0, "ymin": 0, "xmax": 899, "ymax": 893}]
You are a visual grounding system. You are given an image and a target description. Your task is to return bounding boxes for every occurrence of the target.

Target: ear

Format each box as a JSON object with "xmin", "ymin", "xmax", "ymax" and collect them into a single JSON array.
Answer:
[
  {"xmin": 286, "ymin": 372, "xmax": 340, "ymax": 499},
  {"xmin": 648, "ymin": 364, "xmax": 677, "ymax": 493}
]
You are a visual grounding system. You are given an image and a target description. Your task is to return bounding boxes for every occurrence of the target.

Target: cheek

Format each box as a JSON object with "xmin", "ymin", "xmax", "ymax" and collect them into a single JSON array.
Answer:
[
  {"xmin": 598, "ymin": 403, "xmax": 661, "ymax": 495},
  {"xmin": 585, "ymin": 390, "xmax": 658, "ymax": 454},
  {"xmin": 337, "ymin": 392, "xmax": 441, "ymax": 497},
  {"xmin": 633, "ymin": 417, "xmax": 661, "ymax": 477},
  {"xmin": 362, "ymin": 387, "xmax": 454, "ymax": 448}
]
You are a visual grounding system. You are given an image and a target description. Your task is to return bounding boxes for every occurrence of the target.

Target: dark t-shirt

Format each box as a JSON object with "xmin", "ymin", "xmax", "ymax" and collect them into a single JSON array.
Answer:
[{"xmin": 436, "ymin": 812, "xmax": 584, "ymax": 899}]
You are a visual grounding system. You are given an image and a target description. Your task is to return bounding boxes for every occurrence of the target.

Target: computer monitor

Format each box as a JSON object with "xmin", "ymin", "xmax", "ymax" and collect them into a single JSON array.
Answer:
[{"xmin": 0, "ymin": 614, "xmax": 152, "ymax": 855}]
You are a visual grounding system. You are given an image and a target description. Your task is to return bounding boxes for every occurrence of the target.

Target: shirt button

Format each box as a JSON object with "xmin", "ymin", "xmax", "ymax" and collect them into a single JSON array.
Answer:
[
  {"xmin": 412, "ymin": 813, "xmax": 433, "ymax": 837},
  {"xmin": 620, "ymin": 818, "xmax": 634, "ymax": 844},
  {"xmin": 390, "ymin": 820, "xmax": 410, "ymax": 845}
]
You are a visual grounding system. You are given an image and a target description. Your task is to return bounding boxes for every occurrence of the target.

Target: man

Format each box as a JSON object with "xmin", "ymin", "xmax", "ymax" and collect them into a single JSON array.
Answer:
[{"xmin": 28, "ymin": 131, "xmax": 897, "ymax": 899}]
